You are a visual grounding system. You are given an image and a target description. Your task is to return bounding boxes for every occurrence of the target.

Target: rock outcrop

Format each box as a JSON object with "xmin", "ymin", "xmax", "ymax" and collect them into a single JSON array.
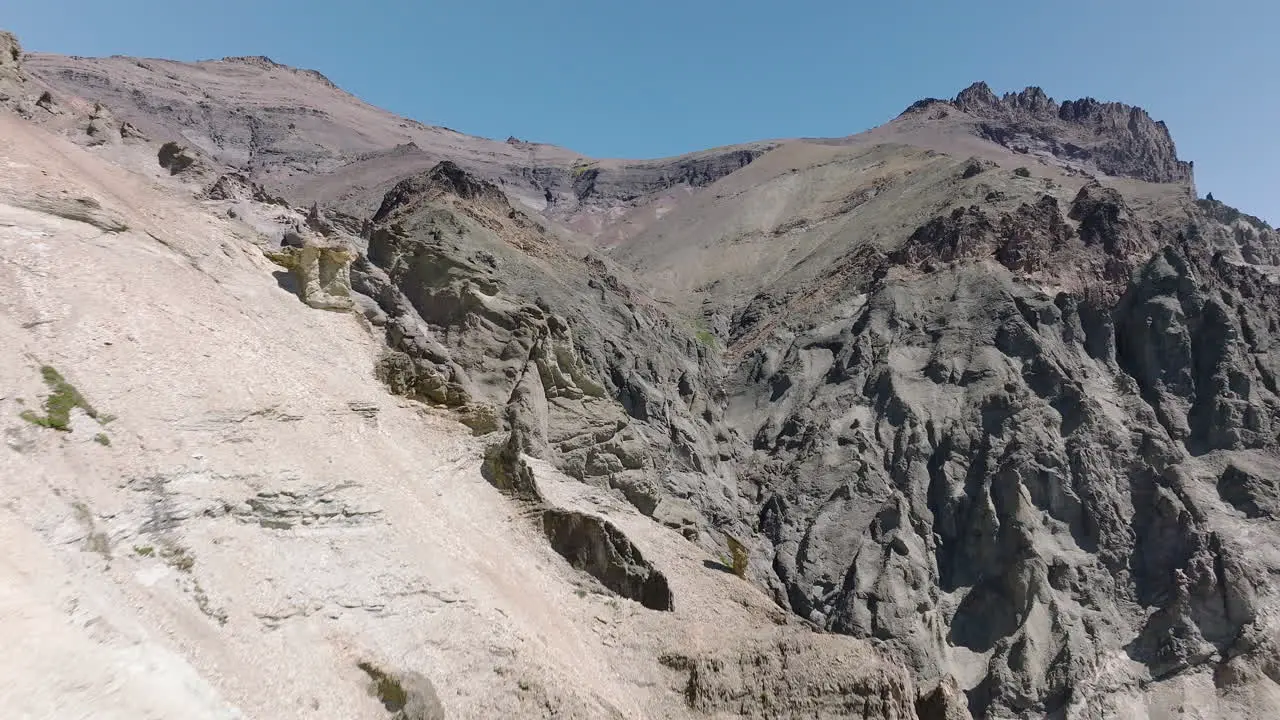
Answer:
[
  {"xmin": 202, "ymin": 172, "xmax": 286, "ymax": 204},
  {"xmin": 0, "ymin": 30, "xmax": 25, "ymax": 111},
  {"xmin": 721, "ymin": 192, "xmax": 1280, "ymax": 716},
  {"xmin": 338, "ymin": 138, "xmax": 1280, "ymax": 718},
  {"xmin": 7, "ymin": 192, "xmax": 129, "ymax": 233},
  {"xmin": 906, "ymin": 81, "xmax": 1195, "ymax": 186},
  {"xmin": 542, "ymin": 508, "xmax": 674, "ymax": 611},
  {"xmin": 354, "ymin": 161, "xmax": 737, "ymax": 542},
  {"xmin": 157, "ymin": 141, "xmax": 197, "ymax": 175},
  {"xmin": 265, "ymin": 236, "xmax": 356, "ymax": 311},
  {"xmin": 916, "ymin": 676, "xmax": 972, "ymax": 720},
  {"xmin": 1115, "ymin": 247, "xmax": 1280, "ymax": 453},
  {"xmin": 660, "ymin": 635, "xmax": 921, "ymax": 719}
]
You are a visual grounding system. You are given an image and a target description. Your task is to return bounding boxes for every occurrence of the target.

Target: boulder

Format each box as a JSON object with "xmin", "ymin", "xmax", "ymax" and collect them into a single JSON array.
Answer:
[{"xmin": 541, "ymin": 508, "xmax": 673, "ymax": 611}]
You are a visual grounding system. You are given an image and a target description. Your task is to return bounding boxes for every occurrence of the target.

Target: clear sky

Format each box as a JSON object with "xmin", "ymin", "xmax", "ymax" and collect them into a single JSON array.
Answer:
[{"xmin": 8, "ymin": 0, "xmax": 1278, "ymax": 222}]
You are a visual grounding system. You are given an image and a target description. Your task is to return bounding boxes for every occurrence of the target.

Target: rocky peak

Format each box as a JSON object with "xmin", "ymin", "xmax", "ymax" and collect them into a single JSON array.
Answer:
[
  {"xmin": 218, "ymin": 55, "xmax": 338, "ymax": 89},
  {"xmin": 1006, "ymin": 85, "xmax": 1055, "ymax": 115},
  {"xmin": 952, "ymin": 81, "xmax": 1000, "ymax": 112},
  {"xmin": 371, "ymin": 161, "xmax": 511, "ymax": 224},
  {"xmin": 222, "ymin": 54, "xmax": 278, "ymax": 65},
  {"xmin": 907, "ymin": 81, "xmax": 1195, "ymax": 185},
  {"xmin": 424, "ymin": 160, "xmax": 505, "ymax": 202}
]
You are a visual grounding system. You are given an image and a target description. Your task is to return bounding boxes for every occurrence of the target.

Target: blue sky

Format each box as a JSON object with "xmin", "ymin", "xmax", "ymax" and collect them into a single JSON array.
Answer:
[{"xmin": 8, "ymin": 1, "xmax": 1278, "ymax": 222}]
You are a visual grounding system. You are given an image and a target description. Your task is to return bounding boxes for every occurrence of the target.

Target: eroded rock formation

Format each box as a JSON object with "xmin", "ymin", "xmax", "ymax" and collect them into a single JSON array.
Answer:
[
  {"xmin": 660, "ymin": 635, "xmax": 923, "ymax": 719},
  {"xmin": 266, "ymin": 237, "xmax": 356, "ymax": 311},
  {"xmin": 906, "ymin": 81, "xmax": 1195, "ymax": 186}
]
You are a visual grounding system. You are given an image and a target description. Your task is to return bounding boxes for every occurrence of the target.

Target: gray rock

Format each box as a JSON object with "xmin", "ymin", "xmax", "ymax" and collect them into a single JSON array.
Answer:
[
  {"xmin": 482, "ymin": 433, "xmax": 544, "ymax": 503},
  {"xmin": 916, "ymin": 676, "xmax": 973, "ymax": 720},
  {"xmin": 355, "ymin": 162, "xmax": 733, "ymax": 532},
  {"xmin": 13, "ymin": 193, "xmax": 128, "ymax": 233},
  {"xmin": 1219, "ymin": 462, "xmax": 1280, "ymax": 518},
  {"xmin": 0, "ymin": 31, "xmax": 24, "ymax": 112},
  {"xmin": 31, "ymin": 43, "xmax": 1280, "ymax": 717},
  {"xmin": 919, "ymin": 81, "xmax": 1195, "ymax": 185},
  {"xmin": 157, "ymin": 141, "xmax": 196, "ymax": 175},
  {"xmin": 305, "ymin": 202, "xmax": 335, "ymax": 236},
  {"xmin": 542, "ymin": 508, "xmax": 673, "ymax": 611}
]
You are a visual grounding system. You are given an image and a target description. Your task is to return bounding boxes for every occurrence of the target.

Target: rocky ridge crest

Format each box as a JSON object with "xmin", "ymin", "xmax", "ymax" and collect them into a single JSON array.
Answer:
[{"xmin": 905, "ymin": 81, "xmax": 1195, "ymax": 186}]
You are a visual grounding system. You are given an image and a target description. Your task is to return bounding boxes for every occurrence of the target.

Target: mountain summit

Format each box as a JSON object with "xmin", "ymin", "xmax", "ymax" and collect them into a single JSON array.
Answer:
[{"xmin": 903, "ymin": 81, "xmax": 1194, "ymax": 185}]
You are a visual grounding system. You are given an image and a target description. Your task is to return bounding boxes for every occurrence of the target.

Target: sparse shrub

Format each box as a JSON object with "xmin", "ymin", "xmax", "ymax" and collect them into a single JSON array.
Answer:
[
  {"xmin": 93, "ymin": 432, "xmax": 111, "ymax": 446},
  {"xmin": 134, "ymin": 545, "xmax": 155, "ymax": 557},
  {"xmin": 1013, "ymin": 167, "xmax": 1031, "ymax": 178},
  {"xmin": 20, "ymin": 365, "xmax": 98, "ymax": 431},
  {"xmin": 358, "ymin": 661, "xmax": 409, "ymax": 713},
  {"xmin": 161, "ymin": 545, "xmax": 195, "ymax": 572},
  {"xmin": 695, "ymin": 329, "xmax": 717, "ymax": 347},
  {"xmin": 192, "ymin": 579, "xmax": 227, "ymax": 625}
]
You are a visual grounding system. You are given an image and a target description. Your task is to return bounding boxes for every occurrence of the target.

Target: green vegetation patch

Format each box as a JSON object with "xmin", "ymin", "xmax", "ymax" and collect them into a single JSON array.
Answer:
[
  {"xmin": 20, "ymin": 365, "xmax": 98, "ymax": 431},
  {"xmin": 160, "ymin": 544, "xmax": 195, "ymax": 572},
  {"xmin": 695, "ymin": 329, "xmax": 717, "ymax": 347},
  {"xmin": 357, "ymin": 661, "xmax": 408, "ymax": 713}
]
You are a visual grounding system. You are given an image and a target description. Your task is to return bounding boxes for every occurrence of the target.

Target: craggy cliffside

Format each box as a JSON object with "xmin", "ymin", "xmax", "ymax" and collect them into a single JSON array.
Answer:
[
  {"xmin": 351, "ymin": 161, "xmax": 740, "ymax": 542},
  {"xmin": 303, "ymin": 87, "xmax": 1280, "ymax": 719},
  {"xmin": 904, "ymin": 82, "xmax": 1195, "ymax": 187},
  {"xmin": 724, "ymin": 182, "xmax": 1280, "ymax": 716},
  {"xmin": 16, "ymin": 39, "xmax": 1280, "ymax": 718},
  {"xmin": 329, "ymin": 139, "xmax": 1280, "ymax": 718}
]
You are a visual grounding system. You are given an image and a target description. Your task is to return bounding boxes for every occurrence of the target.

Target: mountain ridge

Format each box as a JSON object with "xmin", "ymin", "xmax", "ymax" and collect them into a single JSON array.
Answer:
[{"xmin": 6, "ymin": 29, "xmax": 1280, "ymax": 719}]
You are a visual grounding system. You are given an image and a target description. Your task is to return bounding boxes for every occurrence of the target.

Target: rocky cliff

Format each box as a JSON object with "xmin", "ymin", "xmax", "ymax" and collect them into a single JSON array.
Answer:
[
  {"xmin": 351, "ymin": 159, "xmax": 738, "ymax": 542},
  {"xmin": 336, "ymin": 119, "xmax": 1280, "ymax": 718},
  {"xmin": 0, "ymin": 62, "xmax": 924, "ymax": 720},
  {"xmin": 904, "ymin": 81, "xmax": 1195, "ymax": 187},
  {"xmin": 10, "ymin": 35, "xmax": 1280, "ymax": 720}
]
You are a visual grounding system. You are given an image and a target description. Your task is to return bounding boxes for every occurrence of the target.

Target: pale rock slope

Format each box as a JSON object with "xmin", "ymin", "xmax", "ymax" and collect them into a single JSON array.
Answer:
[{"xmin": 0, "ymin": 112, "xmax": 919, "ymax": 718}]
